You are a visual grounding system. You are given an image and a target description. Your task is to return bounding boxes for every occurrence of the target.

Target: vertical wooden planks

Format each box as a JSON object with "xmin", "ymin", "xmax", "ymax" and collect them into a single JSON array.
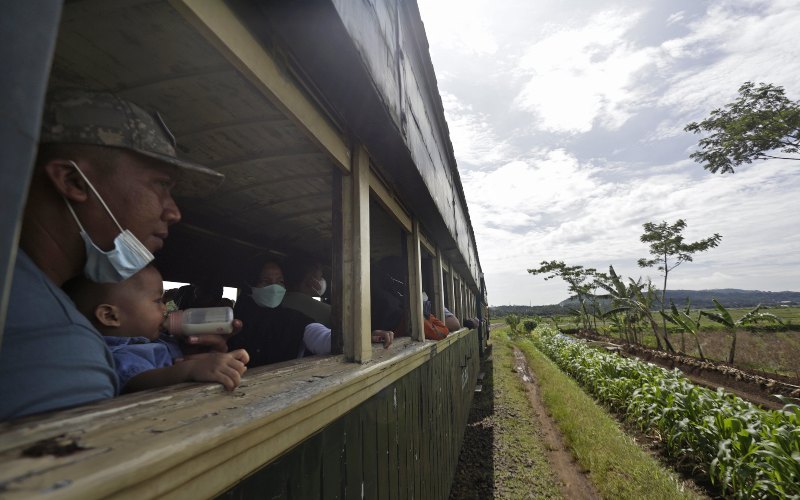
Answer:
[
  {"xmin": 433, "ymin": 248, "xmax": 445, "ymax": 320},
  {"xmin": 407, "ymin": 219, "xmax": 424, "ymax": 341},
  {"xmin": 321, "ymin": 418, "xmax": 346, "ymax": 499},
  {"xmin": 361, "ymin": 401, "xmax": 379, "ymax": 499},
  {"xmin": 218, "ymin": 332, "xmax": 480, "ymax": 500},
  {"xmin": 344, "ymin": 406, "xmax": 362, "ymax": 498},
  {"xmin": 376, "ymin": 388, "xmax": 391, "ymax": 499},
  {"xmin": 445, "ymin": 263, "xmax": 455, "ymax": 315},
  {"xmin": 331, "ymin": 169, "xmax": 345, "ymax": 355},
  {"xmin": 342, "ymin": 145, "xmax": 372, "ymax": 362},
  {"xmin": 387, "ymin": 385, "xmax": 400, "ymax": 500}
]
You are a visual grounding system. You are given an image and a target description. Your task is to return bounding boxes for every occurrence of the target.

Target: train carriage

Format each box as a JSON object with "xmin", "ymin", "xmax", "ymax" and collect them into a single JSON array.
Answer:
[{"xmin": 0, "ymin": 1, "xmax": 489, "ymax": 497}]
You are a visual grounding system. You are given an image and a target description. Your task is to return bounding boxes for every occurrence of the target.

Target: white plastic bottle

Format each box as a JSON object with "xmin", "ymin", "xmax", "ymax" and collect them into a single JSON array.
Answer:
[{"xmin": 167, "ymin": 307, "xmax": 234, "ymax": 335}]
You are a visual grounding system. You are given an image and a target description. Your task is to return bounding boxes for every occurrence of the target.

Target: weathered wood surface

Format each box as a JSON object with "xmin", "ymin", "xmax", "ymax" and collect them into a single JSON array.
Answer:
[
  {"xmin": 242, "ymin": 0, "xmax": 483, "ymax": 288},
  {"xmin": 218, "ymin": 329, "xmax": 479, "ymax": 499},
  {"xmin": 0, "ymin": 331, "xmax": 475, "ymax": 499},
  {"xmin": 49, "ymin": 0, "xmax": 345, "ymax": 271}
]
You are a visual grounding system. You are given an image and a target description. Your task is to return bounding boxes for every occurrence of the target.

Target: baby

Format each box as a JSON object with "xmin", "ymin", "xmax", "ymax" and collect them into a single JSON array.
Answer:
[{"xmin": 66, "ymin": 266, "xmax": 249, "ymax": 393}]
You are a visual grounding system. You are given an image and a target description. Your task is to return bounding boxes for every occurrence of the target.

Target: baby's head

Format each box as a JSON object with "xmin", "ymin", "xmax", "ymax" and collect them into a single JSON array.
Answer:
[{"xmin": 65, "ymin": 266, "xmax": 166, "ymax": 340}]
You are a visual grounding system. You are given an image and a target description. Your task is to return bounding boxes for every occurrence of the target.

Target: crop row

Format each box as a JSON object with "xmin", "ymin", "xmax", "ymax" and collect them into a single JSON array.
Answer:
[{"xmin": 531, "ymin": 326, "xmax": 800, "ymax": 499}]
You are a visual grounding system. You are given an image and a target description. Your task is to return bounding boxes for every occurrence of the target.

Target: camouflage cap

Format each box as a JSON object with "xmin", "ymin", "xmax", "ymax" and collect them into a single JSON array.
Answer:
[{"xmin": 40, "ymin": 88, "xmax": 224, "ymax": 196}]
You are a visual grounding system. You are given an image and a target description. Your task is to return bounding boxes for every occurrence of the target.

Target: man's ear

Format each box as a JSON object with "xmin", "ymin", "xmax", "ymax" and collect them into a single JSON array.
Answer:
[
  {"xmin": 43, "ymin": 160, "xmax": 90, "ymax": 202},
  {"xmin": 95, "ymin": 304, "xmax": 121, "ymax": 328}
]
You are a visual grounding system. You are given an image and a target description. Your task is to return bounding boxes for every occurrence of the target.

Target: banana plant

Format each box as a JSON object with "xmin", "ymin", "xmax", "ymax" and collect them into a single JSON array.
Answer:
[
  {"xmin": 595, "ymin": 266, "xmax": 639, "ymax": 342},
  {"xmin": 663, "ymin": 299, "xmax": 705, "ymax": 360},
  {"xmin": 595, "ymin": 266, "xmax": 674, "ymax": 351},
  {"xmin": 701, "ymin": 299, "xmax": 783, "ymax": 364}
]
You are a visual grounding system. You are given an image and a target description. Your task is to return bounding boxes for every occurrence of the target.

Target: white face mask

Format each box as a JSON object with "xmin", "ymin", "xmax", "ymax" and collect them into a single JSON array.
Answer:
[
  {"xmin": 251, "ymin": 284, "xmax": 286, "ymax": 308},
  {"xmin": 313, "ymin": 277, "xmax": 327, "ymax": 297},
  {"xmin": 64, "ymin": 161, "xmax": 154, "ymax": 283}
]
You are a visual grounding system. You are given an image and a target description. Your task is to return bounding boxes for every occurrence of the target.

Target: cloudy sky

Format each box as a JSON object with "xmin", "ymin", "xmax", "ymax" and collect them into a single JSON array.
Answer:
[{"xmin": 417, "ymin": 0, "xmax": 800, "ymax": 306}]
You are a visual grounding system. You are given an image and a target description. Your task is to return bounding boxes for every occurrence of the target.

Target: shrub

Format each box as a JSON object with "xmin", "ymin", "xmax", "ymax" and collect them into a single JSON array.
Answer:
[{"xmin": 505, "ymin": 314, "xmax": 520, "ymax": 334}]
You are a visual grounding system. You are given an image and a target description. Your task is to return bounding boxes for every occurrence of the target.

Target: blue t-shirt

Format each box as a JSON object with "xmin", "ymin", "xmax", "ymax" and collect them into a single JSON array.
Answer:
[
  {"xmin": 0, "ymin": 250, "xmax": 119, "ymax": 420},
  {"xmin": 105, "ymin": 335, "xmax": 182, "ymax": 389}
]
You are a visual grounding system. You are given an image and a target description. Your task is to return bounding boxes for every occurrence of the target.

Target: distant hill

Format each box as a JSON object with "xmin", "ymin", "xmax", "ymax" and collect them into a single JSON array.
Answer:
[
  {"xmin": 490, "ymin": 289, "xmax": 800, "ymax": 317},
  {"xmin": 489, "ymin": 304, "xmax": 568, "ymax": 317},
  {"xmin": 655, "ymin": 289, "xmax": 800, "ymax": 308},
  {"xmin": 558, "ymin": 289, "xmax": 800, "ymax": 310}
]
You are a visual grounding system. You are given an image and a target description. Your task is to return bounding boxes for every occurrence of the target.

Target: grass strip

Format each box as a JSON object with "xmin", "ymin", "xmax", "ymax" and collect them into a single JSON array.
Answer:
[
  {"xmin": 512, "ymin": 332, "xmax": 704, "ymax": 500},
  {"xmin": 531, "ymin": 326, "xmax": 800, "ymax": 498},
  {"xmin": 490, "ymin": 332, "xmax": 563, "ymax": 498}
]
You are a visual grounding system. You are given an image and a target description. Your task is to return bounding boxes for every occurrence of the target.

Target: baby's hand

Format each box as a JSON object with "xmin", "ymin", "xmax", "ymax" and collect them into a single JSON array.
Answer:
[{"xmin": 183, "ymin": 349, "xmax": 250, "ymax": 391}]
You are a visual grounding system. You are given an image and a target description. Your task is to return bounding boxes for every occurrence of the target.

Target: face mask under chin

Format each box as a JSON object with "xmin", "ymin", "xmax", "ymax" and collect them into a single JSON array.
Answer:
[
  {"xmin": 64, "ymin": 160, "xmax": 154, "ymax": 283},
  {"xmin": 80, "ymin": 228, "xmax": 154, "ymax": 283}
]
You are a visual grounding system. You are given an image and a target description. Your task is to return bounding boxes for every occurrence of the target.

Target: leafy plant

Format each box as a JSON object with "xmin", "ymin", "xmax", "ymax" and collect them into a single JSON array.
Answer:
[
  {"xmin": 595, "ymin": 266, "xmax": 668, "ymax": 349},
  {"xmin": 528, "ymin": 261, "xmax": 597, "ymax": 331},
  {"xmin": 663, "ymin": 299, "xmax": 706, "ymax": 359},
  {"xmin": 638, "ymin": 220, "xmax": 722, "ymax": 352},
  {"xmin": 522, "ymin": 319, "xmax": 537, "ymax": 333},
  {"xmin": 532, "ymin": 326, "xmax": 800, "ymax": 498},
  {"xmin": 700, "ymin": 299, "xmax": 783, "ymax": 364},
  {"xmin": 685, "ymin": 81, "xmax": 800, "ymax": 173},
  {"xmin": 505, "ymin": 313, "xmax": 520, "ymax": 334}
]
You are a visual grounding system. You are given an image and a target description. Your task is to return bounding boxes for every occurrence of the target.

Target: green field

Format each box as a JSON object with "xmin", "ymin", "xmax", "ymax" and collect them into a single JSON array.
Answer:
[
  {"xmin": 534, "ymin": 306, "xmax": 799, "ymax": 331},
  {"xmin": 503, "ymin": 307, "xmax": 800, "ymax": 378},
  {"xmin": 474, "ymin": 329, "xmax": 702, "ymax": 499}
]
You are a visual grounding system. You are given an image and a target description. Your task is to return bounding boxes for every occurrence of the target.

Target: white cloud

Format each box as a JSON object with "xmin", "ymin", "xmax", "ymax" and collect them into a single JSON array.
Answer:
[
  {"xmin": 440, "ymin": 92, "xmax": 510, "ymax": 165},
  {"xmin": 464, "ymin": 151, "xmax": 800, "ymax": 304},
  {"xmin": 656, "ymin": 1, "xmax": 800, "ymax": 135},
  {"xmin": 419, "ymin": 0, "xmax": 800, "ymax": 305},
  {"xmin": 417, "ymin": 0, "xmax": 498, "ymax": 56},
  {"xmin": 513, "ymin": 10, "xmax": 658, "ymax": 134},
  {"xmin": 666, "ymin": 11, "xmax": 685, "ymax": 25}
]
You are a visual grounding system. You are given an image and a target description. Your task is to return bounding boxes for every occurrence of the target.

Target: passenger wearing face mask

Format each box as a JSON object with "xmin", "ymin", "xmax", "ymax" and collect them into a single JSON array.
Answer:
[
  {"xmin": 229, "ymin": 258, "xmax": 394, "ymax": 367},
  {"xmin": 228, "ymin": 259, "xmax": 319, "ymax": 366},
  {"xmin": 281, "ymin": 254, "xmax": 331, "ymax": 327},
  {"xmin": 0, "ymin": 89, "xmax": 225, "ymax": 421}
]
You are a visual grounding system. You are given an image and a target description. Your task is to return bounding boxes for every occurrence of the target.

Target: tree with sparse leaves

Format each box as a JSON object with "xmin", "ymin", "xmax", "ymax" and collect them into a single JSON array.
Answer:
[
  {"xmin": 638, "ymin": 220, "xmax": 722, "ymax": 352},
  {"xmin": 528, "ymin": 261, "xmax": 597, "ymax": 331},
  {"xmin": 685, "ymin": 81, "xmax": 800, "ymax": 173}
]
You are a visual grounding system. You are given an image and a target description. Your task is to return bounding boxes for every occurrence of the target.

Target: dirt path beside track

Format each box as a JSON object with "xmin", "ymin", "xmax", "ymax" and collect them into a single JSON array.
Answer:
[
  {"xmin": 512, "ymin": 347, "xmax": 599, "ymax": 500},
  {"xmin": 450, "ymin": 339, "xmax": 598, "ymax": 499}
]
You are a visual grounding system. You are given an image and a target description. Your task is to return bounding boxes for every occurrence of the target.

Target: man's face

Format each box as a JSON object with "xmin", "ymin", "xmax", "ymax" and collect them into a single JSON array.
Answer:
[
  {"xmin": 113, "ymin": 266, "xmax": 166, "ymax": 340},
  {"xmin": 255, "ymin": 262, "xmax": 284, "ymax": 288},
  {"xmin": 83, "ymin": 150, "xmax": 181, "ymax": 253}
]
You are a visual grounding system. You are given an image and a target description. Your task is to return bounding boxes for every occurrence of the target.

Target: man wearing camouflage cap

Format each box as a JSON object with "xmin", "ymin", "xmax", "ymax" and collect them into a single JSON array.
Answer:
[{"xmin": 0, "ymin": 89, "xmax": 225, "ymax": 420}]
